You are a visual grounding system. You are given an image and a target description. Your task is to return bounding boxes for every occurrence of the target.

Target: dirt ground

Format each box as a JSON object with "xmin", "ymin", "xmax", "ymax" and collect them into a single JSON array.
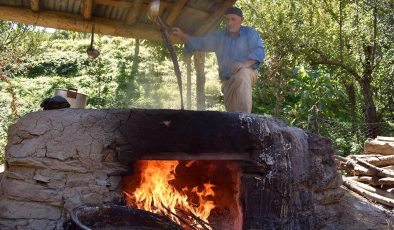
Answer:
[{"xmin": 328, "ymin": 186, "xmax": 394, "ymax": 230}]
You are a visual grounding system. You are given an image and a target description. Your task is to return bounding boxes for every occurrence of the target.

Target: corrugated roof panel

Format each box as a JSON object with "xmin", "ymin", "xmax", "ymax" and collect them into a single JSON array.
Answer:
[
  {"xmin": 111, "ymin": 7, "xmax": 125, "ymax": 21},
  {"xmin": 0, "ymin": 0, "xmax": 21, "ymax": 7},
  {"xmin": 70, "ymin": 0, "xmax": 82, "ymax": 14}
]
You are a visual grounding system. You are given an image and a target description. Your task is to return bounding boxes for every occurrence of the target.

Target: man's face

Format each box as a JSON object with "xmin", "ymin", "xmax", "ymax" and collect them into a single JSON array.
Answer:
[{"xmin": 225, "ymin": 14, "xmax": 244, "ymax": 33}]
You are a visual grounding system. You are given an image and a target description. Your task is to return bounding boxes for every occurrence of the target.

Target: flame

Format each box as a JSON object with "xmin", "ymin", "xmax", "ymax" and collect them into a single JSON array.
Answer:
[{"xmin": 124, "ymin": 160, "xmax": 216, "ymax": 228}]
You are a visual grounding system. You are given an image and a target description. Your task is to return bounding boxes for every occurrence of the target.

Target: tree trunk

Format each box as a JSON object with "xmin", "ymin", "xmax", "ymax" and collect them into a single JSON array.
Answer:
[
  {"xmin": 359, "ymin": 77, "xmax": 379, "ymax": 138},
  {"xmin": 194, "ymin": 52, "xmax": 205, "ymax": 111},
  {"xmin": 344, "ymin": 81, "xmax": 360, "ymax": 141},
  {"xmin": 131, "ymin": 38, "xmax": 140, "ymax": 77},
  {"xmin": 274, "ymin": 74, "xmax": 282, "ymax": 118},
  {"xmin": 185, "ymin": 54, "xmax": 192, "ymax": 110}
]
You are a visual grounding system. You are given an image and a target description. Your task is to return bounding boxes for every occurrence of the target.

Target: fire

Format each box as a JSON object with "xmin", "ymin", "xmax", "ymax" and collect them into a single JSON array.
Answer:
[{"xmin": 124, "ymin": 160, "xmax": 217, "ymax": 228}]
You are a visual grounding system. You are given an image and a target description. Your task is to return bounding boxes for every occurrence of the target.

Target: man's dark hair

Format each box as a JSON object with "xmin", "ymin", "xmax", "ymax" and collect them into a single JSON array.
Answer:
[{"xmin": 225, "ymin": 6, "xmax": 243, "ymax": 18}]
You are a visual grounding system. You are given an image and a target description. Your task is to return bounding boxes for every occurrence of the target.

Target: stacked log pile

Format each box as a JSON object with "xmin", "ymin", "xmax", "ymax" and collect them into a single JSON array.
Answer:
[{"xmin": 336, "ymin": 136, "xmax": 394, "ymax": 208}]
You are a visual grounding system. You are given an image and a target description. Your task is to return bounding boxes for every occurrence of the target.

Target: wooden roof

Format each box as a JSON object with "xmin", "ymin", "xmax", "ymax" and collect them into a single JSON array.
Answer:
[{"xmin": 0, "ymin": 0, "xmax": 237, "ymax": 42}]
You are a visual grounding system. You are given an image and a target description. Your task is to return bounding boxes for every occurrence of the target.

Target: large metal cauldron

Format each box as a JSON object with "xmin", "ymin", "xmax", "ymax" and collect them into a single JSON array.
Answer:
[{"xmin": 64, "ymin": 204, "xmax": 183, "ymax": 230}]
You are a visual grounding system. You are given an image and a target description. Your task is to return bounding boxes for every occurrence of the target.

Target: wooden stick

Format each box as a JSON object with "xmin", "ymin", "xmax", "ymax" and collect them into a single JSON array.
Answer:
[
  {"xmin": 344, "ymin": 177, "xmax": 394, "ymax": 199},
  {"xmin": 184, "ymin": 210, "xmax": 210, "ymax": 230},
  {"xmin": 355, "ymin": 158, "xmax": 394, "ymax": 178},
  {"xmin": 337, "ymin": 158, "xmax": 377, "ymax": 176},
  {"xmin": 160, "ymin": 203, "xmax": 196, "ymax": 230},
  {"xmin": 377, "ymin": 136, "xmax": 394, "ymax": 142},
  {"xmin": 348, "ymin": 176, "xmax": 394, "ymax": 188},
  {"xmin": 334, "ymin": 155, "xmax": 348, "ymax": 162},
  {"xmin": 343, "ymin": 178, "xmax": 394, "ymax": 207},
  {"xmin": 350, "ymin": 155, "xmax": 394, "ymax": 167}
]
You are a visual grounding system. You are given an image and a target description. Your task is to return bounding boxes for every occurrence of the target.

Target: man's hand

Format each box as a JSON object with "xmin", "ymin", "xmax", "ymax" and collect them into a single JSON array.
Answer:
[
  {"xmin": 172, "ymin": 27, "xmax": 188, "ymax": 43},
  {"xmin": 231, "ymin": 60, "xmax": 258, "ymax": 73},
  {"xmin": 231, "ymin": 62, "xmax": 247, "ymax": 73}
]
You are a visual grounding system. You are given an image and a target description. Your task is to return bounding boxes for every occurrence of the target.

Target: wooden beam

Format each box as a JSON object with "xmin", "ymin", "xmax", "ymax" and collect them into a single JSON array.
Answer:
[
  {"xmin": 195, "ymin": 0, "xmax": 236, "ymax": 36},
  {"xmin": 31, "ymin": 0, "xmax": 40, "ymax": 12},
  {"xmin": 95, "ymin": 0, "xmax": 172, "ymax": 9},
  {"xmin": 125, "ymin": 0, "xmax": 144, "ymax": 25},
  {"xmin": 165, "ymin": 0, "xmax": 187, "ymax": 26},
  {"xmin": 82, "ymin": 0, "xmax": 94, "ymax": 20},
  {"xmin": 0, "ymin": 6, "xmax": 181, "ymax": 43},
  {"xmin": 94, "ymin": 0, "xmax": 132, "ymax": 8}
]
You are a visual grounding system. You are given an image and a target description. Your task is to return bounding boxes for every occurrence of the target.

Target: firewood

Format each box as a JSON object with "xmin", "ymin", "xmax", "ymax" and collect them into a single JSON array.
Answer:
[
  {"xmin": 343, "ymin": 178, "xmax": 394, "ymax": 207},
  {"xmin": 382, "ymin": 165, "xmax": 394, "ymax": 171},
  {"xmin": 335, "ymin": 157, "xmax": 377, "ymax": 176},
  {"xmin": 364, "ymin": 138, "xmax": 394, "ymax": 155},
  {"xmin": 160, "ymin": 203, "xmax": 197, "ymax": 230},
  {"xmin": 350, "ymin": 155, "xmax": 394, "ymax": 167},
  {"xmin": 334, "ymin": 155, "xmax": 348, "ymax": 162},
  {"xmin": 349, "ymin": 176, "xmax": 394, "ymax": 187},
  {"xmin": 351, "ymin": 154, "xmax": 384, "ymax": 158},
  {"xmin": 354, "ymin": 158, "xmax": 394, "ymax": 178},
  {"xmin": 344, "ymin": 177, "xmax": 394, "ymax": 199},
  {"xmin": 376, "ymin": 136, "xmax": 394, "ymax": 142}
]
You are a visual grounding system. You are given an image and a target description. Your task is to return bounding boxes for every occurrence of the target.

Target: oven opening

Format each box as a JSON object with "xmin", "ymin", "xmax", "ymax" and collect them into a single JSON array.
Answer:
[{"xmin": 122, "ymin": 160, "xmax": 243, "ymax": 230}]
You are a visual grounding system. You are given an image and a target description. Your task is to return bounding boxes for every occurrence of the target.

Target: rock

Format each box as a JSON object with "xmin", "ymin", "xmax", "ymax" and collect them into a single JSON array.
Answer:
[
  {"xmin": 2, "ymin": 179, "xmax": 63, "ymax": 206},
  {"xmin": 0, "ymin": 199, "xmax": 61, "ymax": 219}
]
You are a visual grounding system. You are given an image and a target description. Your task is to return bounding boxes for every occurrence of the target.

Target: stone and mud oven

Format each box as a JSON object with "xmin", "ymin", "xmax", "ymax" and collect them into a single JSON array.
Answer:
[{"xmin": 0, "ymin": 109, "xmax": 342, "ymax": 229}]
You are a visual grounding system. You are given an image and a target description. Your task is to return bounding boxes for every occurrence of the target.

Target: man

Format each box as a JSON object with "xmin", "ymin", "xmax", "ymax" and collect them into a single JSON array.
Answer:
[{"xmin": 172, "ymin": 6, "xmax": 265, "ymax": 113}]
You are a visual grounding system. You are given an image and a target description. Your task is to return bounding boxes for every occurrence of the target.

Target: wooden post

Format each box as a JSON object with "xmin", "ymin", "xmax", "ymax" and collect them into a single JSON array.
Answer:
[
  {"xmin": 194, "ymin": 52, "xmax": 205, "ymax": 111},
  {"xmin": 82, "ymin": 0, "xmax": 94, "ymax": 20},
  {"xmin": 185, "ymin": 53, "xmax": 192, "ymax": 110},
  {"xmin": 31, "ymin": 0, "xmax": 39, "ymax": 12},
  {"xmin": 310, "ymin": 104, "xmax": 319, "ymax": 134}
]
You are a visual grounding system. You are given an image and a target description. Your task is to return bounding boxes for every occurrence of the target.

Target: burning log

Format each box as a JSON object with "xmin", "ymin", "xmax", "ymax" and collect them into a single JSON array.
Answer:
[{"xmin": 161, "ymin": 203, "xmax": 198, "ymax": 230}]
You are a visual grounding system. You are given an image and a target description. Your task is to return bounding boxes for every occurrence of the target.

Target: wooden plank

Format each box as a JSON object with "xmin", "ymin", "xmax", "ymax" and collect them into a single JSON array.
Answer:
[
  {"xmin": 165, "ymin": 0, "xmax": 187, "ymax": 26},
  {"xmin": 0, "ymin": 5, "xmax": 181, "ymax": 43},
  {"xmin": 31, "ymin": 0, "xmax": 39, "ymax": 12},
  {"xmin": 125, "ymin": 0, "xmax": 144, "ymax": 25},
  {"xmin": 195, "ymin": 0, "xmax": 236, "ymax": 36},
  {"xmin": 82, "ymin": 0, "xmax": 94, "ymax": 19}
]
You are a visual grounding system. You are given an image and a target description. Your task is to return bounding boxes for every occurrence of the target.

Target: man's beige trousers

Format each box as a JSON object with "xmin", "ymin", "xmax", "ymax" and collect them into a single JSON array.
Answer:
[{"xmin": 221, "ymin": 68, "xmax": 259, "ymax": 113}]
